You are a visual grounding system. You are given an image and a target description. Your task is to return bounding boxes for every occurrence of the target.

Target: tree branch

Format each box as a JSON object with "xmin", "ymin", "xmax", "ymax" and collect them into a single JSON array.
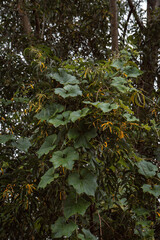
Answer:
[
  {"xmin": 127, "ymin": 0, "xmax": 145, "ymax": 32},
  {"xmin": 123, "ymin": 9, "xmax": 132, "ymax": 44}
]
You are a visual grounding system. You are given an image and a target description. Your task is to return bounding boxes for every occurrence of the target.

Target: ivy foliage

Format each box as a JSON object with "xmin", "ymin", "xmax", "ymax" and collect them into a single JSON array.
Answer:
[{"xmin": 0, "ymin": 49, "xmax": 160, "ymax": 240}]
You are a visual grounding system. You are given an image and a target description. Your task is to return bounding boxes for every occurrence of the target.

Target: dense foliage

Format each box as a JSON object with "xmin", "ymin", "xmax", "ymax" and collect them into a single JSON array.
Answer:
[{"xmin": 0, "ymin": 0, "xmax": 160, "ymax": 239}]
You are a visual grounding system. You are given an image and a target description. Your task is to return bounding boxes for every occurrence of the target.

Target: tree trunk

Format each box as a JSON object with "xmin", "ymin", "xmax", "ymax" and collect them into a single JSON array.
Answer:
[
  {"xmin": 110, "ymin": 0, "xmax": 118, "ymax": 54},
  {"xmin": 141, "ymin": 0, "xmax": 160, "ymax": 95},
  {"xmin": 17, "ymin": 0, "xmax": 32, "ymax": 36}
]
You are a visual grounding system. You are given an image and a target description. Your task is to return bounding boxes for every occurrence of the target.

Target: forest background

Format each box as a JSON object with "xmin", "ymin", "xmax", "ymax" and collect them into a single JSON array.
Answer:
[{"xmin": 1, "ymin": 0, "xmax": 160, "ymax": 239}]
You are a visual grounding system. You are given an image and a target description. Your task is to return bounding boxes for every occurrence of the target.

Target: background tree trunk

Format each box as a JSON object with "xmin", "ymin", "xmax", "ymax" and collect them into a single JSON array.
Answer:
[
  {"xmin": 110, "ymin": 0, "xmax": 118, "ymax": 54},
  {"xmin": 17, "ymin": 0, "xmax": 32, "ymax": 36},
  {"xmin": 141, "ymin": 0, "xmax": 160, "ymax": 95}
]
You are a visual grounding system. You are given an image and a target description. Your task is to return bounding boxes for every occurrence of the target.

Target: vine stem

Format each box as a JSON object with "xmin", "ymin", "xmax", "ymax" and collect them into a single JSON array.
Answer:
[{"xmin": 98, "ymin": 211, "xmax": 103, "ymax": 240}]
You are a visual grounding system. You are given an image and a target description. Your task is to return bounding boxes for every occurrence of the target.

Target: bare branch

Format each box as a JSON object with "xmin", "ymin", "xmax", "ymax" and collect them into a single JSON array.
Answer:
[
  {"xmin": 123, "ymin": 9, "xmax": 132, "ymax": 44},
  {"xmin": 127, "ymin": 0, "xmax": 145, "ymax": 31}
]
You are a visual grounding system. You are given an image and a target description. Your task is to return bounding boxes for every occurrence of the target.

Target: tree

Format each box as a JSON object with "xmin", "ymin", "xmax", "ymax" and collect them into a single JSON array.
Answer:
[
  {"xmin": 110, "ymin": 0, "xmax": 119, "ymax": 53},
  {"xmin": 0, "ymin": 1, "xmax": 160, "ymax": 239}
]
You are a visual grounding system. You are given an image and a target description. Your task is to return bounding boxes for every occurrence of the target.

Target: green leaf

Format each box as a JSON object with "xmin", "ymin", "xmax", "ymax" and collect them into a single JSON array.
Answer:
[
  {"xmin": 49, "ymin": 68, "xmax": 79, "ymax": 85},
  {"xmin": 37, "ymin": 134, "xmax": 57, "ymax": 157},
  {"xmin": 0, "ymin": 134, "xmax": 14, "ymax": 143},
  {"xmin": 123, "ymin": 66, "xmax": 142, "ymax": 78},
  {"xmin": 50, "ymin": 147, "xmax": 79, "ymax": 170},
  {"xmin": 123, "ymin": 113, "xmax": 139, "ymax": 122},
  {"xmin": 68, "ymin": 127, "xmax": 96, "ymax": 149},
  {"xmin": 70, "ymin": 108, "xmax": 89, "ymax": 123},
  {"xmin": 111, "ymin": 77, "xmax": 129, "ymax": 93},
  {"xmin": 51, "ymin": 217, "xmax": 77, "ymax": 238},
  {"xmin": 78, "ymin": 229, "xmax": 97, "ymax": 240},
  {"xmin": 74, "ymin": 128, "xmax": 97, "ymax": 149},
  {"xmin": 111, "ymin": 59, "xmax": 124, "ymax": 69},
  {"xmin": 142, "ymin": 184, "xmax": 160, "ymax": 198},
  {"xmin": 12, "ymin": 138, "xmax": 31, "ymax": 152},
  {"xmin": 137, "ymin": 160, "xmax": 158, "ymax": 178},
  {"xmin": 38, "ymin": 167, "xmax": 59, "ymax": 188},
  {"xmin": 84, "ymin": 101, "xmax": 118, "ymax": 113},
  {"xmin": 133, "ymin": 208, "xmax": 150, "ymax": 217},
  {"xmin": 68, "ymin": 128, "xmax": 80, "ymax": 140},
  {"xmin": 34, "ymin": 104, "xmax": 64, "ymax": 121},
  {"xmin": 49, "ymin": 111, "xmax": 71, "ymax": 127},
  {"xmin": 55, "ymin": 84, "xmax": 82, "ymax": 98},
  {"xmin": 85, "ymin": 128, "xmax": 97, "ymax": 141},
  {"xmin": 68, "ymin": 169, "xmax": 97, "ymax": 196},
  {"xmin": 64, "ymin": 192, "xmax": 90, "ymax": 219},
  {"xmin": 98, "ymin": 102, "xmax": 119, "ymax": 113}
]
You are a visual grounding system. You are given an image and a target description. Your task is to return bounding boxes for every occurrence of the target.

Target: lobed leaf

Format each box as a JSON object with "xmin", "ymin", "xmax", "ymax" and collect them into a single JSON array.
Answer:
[
  {"xmin": 49, "ymin": 68, "xmax": 79, "ymax": 85},
  {"xmin": 37, "ymin": 134, "xmax": 57, "ymax": 157},
  {"xmin": 35, "ymin": 104, "xmax": 64, "ymax": 121},
  {"xmin": 142, "ymin": 184, "xmax": 160, "ymax": 198},
  {"xmin": 137, "ymin": 160, "xmax": 158, "ymax": 178},
  {"xmin": 50, "ymin": 147, "xmax": 79, "ymax": 170},
  {"xmin": 38, "ymin": 167, "xmax": 59, "ymax": 188},
  {"xmin": 49, "ymin": 111, "xmax": 71, "ymax": 127},
  {"xmin": 12, "ymin": 138, "xmax": 31, "ymax": 152},
  {"xmin": 51, "ymin": 217, "xmax": 77, "ymax": 238},
  {"xmin": 68, "ymin": 169, "xmax": 97, "ymax": 196},
  {"xmin": 55, "ymin": 84, "xmax": 82, "ymax": 98},
  {"xmin": 64, "ymin": 192, "xmax": 90, "ymax": 219}
]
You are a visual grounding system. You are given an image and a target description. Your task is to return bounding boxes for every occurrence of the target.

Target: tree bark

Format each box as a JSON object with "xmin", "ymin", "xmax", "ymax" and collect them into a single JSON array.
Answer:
[
  {"xmin": 110, "ymin": 0, "xmax": 118, "ymax": 54},
  {"xmin": 141, "ymin": 0, "xmax": 160, "ymax": 95},
  {"xmin": 127, "ymin": 0, "xmax": 160, "ymax": 95},
  {"xmin": 17, "ymin": 0, "xmax": 32, "ymax": 36}
]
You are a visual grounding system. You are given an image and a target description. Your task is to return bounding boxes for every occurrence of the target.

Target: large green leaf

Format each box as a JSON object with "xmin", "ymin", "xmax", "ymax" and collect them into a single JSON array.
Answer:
[
  {"xmin": 84, "ymin": 101, "xmax": 118, "ymax": 113},
  {"xmin": 111, "ymin": 77, "xmax": 129, "ymax": 93},
  {"xmin": 51, "ymin": 217, "xmax": 77, "ymax": 238},
  {"xmin": 68, "ymin": 128, "xmax": 80, "ymax": 140},
  {"xmin": 64, "ymin": 192, "xmax": 90, "ymax": 219},
  {"xmin": 0, "ymin": 134, "xmax": 14, "ymax": 143},
  {"xmin": 123, "ymin": 113, "xmax": 139, "ymax": 122},
  {"xmin": 34, "ymin": 104, "xmax": 64, "ymax": 121},
  {"xmin": 12, "ymin": 138, "xmax": 31, "ymax": 152},
  {"xmin": 68, "ymin": 169, "xmax": 97, "ymax": 196},
  {"xmin": 70, "ymin": 108, "xmax": 89, "ymax": 123},
  {"xmin": 50, "ymin": 147, "xmax": 79, "ymax": 170},
  {"xmin": 38, "ymin": 167, "xmax": 59, "ymax": 188},
  {"xmin": 49, "ymin": 68, "xmax": 79, "ymax": 85},
  {"xmin": 123, "ymin": 66, "xmax": 142, "ymax": 78},
  {"xmin": 36, "ymin": 134, "xmax": 57, "ymax": 157},
  {"xmin": 137, "ymin": 160, "xmax": 158, "ymax": 178},
  {"xmin": 75, "ymin": 129, "xmax": 96, "ymax": 148},
  {"xmin": 111, "ymin": 59, "xmax": 124, "ymax": 69},
  {"xmin": 55, "ymin": 84, "xmax": 82, "ymax": 98},
  {"xmin": 142, "ymin": 184, "xmax": 160, "ymax": 198},
  {"xmin": 98, "ymin": 102, "xmax": 119, "ymax": 113},
  {"xmin": 78, "ymin": 229, "xmax": 97, "ymax": 240},
  {"xmin": 68, "ymin": 127, "xmax": 97, "ymax": 149},
  {"xmin": 49, "ymin": 111, "xmax": 71, "ymax": 127}
]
